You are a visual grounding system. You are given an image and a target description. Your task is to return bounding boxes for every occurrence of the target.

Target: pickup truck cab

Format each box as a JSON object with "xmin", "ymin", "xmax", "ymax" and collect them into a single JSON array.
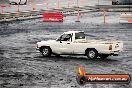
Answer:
[{"xmin": 36, "ymin": 31, "xmax": 123, "ymax": 59}]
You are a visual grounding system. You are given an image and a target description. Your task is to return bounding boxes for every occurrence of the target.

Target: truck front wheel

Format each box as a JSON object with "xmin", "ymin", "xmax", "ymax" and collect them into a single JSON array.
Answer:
[
  {"xmin": 40, "ymin": 47, "xmax": 52, "ymax": 57},
  {"xmin": 86, "ymin": 49, "xmax": 98, "ymax": 59}
]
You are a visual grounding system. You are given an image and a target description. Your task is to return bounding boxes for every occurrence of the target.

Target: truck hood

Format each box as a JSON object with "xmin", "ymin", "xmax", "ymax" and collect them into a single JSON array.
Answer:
[
  {"xmin": 36, "ymin": 40, "xmax": 56, "ymax": 48},
  {"xmin": 38, "ymin": 40, "xmax": 55, "ymax": 44}
]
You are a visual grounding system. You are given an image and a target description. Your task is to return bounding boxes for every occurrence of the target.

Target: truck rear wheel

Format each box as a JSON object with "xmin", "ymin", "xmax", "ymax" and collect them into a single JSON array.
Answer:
[
  {"xmin": 40, "ymin": 47, "xmax": 51, "ymax": 57},
  {"xmin": 86, "ymin": 49, "xmax": 98, "ymax": 59}
]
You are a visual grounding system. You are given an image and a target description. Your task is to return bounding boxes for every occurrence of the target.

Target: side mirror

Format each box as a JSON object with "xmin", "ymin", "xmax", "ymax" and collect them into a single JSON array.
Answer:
[
  {"xmin": 60, "ymin": 39, "xmax": 62, "ymax": 43},
  {"xmin": 59, "ymin": 36, "xmax": 62, "ymax": 43}
]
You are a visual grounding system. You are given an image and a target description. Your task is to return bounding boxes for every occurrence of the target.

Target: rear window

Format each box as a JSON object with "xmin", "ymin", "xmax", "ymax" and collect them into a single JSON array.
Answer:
[{"xmin": 75, "ymin": 32, "xmax": 85, "ymax": 39}]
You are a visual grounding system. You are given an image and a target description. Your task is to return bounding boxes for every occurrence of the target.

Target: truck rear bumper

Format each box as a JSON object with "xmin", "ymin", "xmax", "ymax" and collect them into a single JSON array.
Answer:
[
  {"xmin": 100, "ymin": 50, "xmax": 121, "ymax": 56},
  {"xmin": 110, "ymin": 53, "xmax": 119, "ymax": 56},
  {"xmin": 109, "ymin": 50, "xmax": 122, "ymax": 56}
]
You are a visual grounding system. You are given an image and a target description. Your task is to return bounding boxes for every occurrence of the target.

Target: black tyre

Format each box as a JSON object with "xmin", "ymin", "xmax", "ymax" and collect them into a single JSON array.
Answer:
[
  {"xmin": 40, "ymin": 47, "xmax": 52, "ymax": 57},
  {"xmin": 86, "ymin": 49, "xmax": 98, "ymax": 59},
  {"xmin": 76, "ymin": 75, "xmax": 86, "ymax": 86},
  {"xmin": 99, "ymin": 54, "xmax": 109, "ymax": 59}
]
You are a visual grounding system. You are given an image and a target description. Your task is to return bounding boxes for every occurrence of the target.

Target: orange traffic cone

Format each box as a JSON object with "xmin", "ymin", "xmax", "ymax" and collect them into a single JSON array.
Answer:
[
  {"xmin": 104, "ymin": 11, "xmax": 106, "ymax": 25},
  {"xmin": 76, "ymin": 9, "xmax": 80, "ymax": 22},
  {"xmin": 32, "ymin": 4, "xmax": 36, "ymax": 10}
]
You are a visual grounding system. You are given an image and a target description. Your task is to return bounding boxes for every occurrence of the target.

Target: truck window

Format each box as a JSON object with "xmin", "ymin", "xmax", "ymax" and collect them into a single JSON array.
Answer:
[
  {"xmin": 57, "ymin": 34, "xmax": 72, "ymax": 41},
  {"xmin": 75, "ymin": 32, "xmax": 85, "ymax": 39}
]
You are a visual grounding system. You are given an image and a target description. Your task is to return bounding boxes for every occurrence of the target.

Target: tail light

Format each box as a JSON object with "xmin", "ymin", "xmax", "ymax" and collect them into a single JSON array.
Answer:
[{"xmin": 109, "ymin": 45, "xmax": 112, "ymax": 50}]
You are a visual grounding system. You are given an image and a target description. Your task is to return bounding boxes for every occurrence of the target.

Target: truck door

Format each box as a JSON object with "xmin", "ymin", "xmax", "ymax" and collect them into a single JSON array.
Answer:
[{"xmin": 54, "ymin": 34, "xmax": 73, "ymax": 54}]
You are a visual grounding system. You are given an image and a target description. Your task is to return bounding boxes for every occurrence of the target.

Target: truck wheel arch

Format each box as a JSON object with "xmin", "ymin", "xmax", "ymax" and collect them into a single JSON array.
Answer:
[
  {"xmin": 39, "ymin": 46, "xmax": 52, "ymax": 53},
  {"xmin": 85, "ymin": 48, "xmax": 98, "ymax": 55}
]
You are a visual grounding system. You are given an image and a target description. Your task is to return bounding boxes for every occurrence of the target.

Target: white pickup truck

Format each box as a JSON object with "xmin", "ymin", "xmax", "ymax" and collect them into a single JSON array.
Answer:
[{"xmin": 36, "ymin": 31, "xmax": 123, "ymax": 59}]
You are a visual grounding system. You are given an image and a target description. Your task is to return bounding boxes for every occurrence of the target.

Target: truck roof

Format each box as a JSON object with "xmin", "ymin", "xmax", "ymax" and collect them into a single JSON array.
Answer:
[{"xmin": 64, "ymin": 31, "xmax": 84, "ymax": 34}]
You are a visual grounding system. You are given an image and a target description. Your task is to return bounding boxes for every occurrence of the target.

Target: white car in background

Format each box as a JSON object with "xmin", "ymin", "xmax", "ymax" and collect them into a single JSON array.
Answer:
[
  {"xmin": 36, "ymin": 31, "xmax": 123, "ymax": 59},
  {"xmin": 112, "ymin": 0, "xmax": 132, "ymax": 5},
  {"xmin": 9, "ymin": 0, "xmax": 28, "ymax": 5}
]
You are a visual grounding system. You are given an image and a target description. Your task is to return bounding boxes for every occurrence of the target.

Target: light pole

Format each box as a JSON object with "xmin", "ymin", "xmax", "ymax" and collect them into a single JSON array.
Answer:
[
  {"xmin": 129, "ymin": 0, "xmax": 130, "ymax": 11},
  {"xmin": 45, "ymin": 0, "xmax": 48, "ymax": 9},
  {"xmin": 57, "ymin": 0, "xmax": 60, "ymax": 8},
  {"xmin": 76, "ymin": 0, "xmax": 80, "ymax": 22},
  {"xmin": 77, "ymin": 0, "xmax": 79, "ymax": 7},
  {"xmin": 68, "ymin": 0, "xmax": 70, "ymax": 8}
]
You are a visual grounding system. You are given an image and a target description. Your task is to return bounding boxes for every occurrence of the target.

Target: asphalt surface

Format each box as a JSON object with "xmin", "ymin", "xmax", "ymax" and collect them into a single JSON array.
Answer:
[{"xmin": 0, "ymin": 12, "xmax": 132, "ymax": 88}]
